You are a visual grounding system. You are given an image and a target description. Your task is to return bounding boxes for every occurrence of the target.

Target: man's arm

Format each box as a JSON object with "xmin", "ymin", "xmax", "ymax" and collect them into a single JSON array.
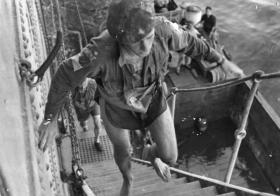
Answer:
[
  {"xmin": 38, "ymin": 39, "xmax": 102, "ymax": 151},
  {"xmin": 211, "ymin": 16, "xmax": 216, "ymax": 28},
  {"xmin": 155, "ymin": 17, "xmax": 243, "ymax": 77},
  {"xmin": 157, "ymin": 17, "xmax": 223, "ymax": 63},
  {"xmin": 44, "ymin": 40, "xmax": 102, "ymax": 122}
]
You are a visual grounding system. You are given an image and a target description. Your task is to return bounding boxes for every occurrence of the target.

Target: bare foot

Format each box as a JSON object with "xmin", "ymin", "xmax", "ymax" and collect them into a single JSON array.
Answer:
[
  {"xmin": 120, "ymin": 178, "xmax": 132, "ymax": 196},
  {"xmin": 153, "ymin": 158, "xmax": 171, "ymax": 182}
]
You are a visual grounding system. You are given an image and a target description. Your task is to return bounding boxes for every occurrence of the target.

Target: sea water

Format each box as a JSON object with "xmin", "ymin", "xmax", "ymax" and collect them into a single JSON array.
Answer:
[{"xmin": 177, "ymin": 118, "xmax": 275, "ymax": 193}]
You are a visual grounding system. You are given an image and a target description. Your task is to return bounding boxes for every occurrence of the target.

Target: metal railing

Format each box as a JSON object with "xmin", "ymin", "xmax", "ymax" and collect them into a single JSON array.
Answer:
[{"xmin": 167, "ymin": 70, "xmax": 280, "ymax": 184}]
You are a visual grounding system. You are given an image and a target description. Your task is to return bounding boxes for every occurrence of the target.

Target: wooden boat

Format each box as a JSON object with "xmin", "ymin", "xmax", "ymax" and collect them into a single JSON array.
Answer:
[{"xmin": 1, "ymin": 1, "xmax": 280, "ymax": 196}]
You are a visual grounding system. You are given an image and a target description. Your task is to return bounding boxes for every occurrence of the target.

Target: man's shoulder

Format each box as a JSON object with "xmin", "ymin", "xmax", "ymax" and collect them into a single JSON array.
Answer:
[
  {"xmin": 210, "ymin": 15, "xmax": 216, "ymax": 20},
  {"xmin": 154, "ymin": 16, "xmax": 182, "ymax": 36},
  {"xmin": 202, "ymin": 14, "xmax": 207, "ymax": 19}
]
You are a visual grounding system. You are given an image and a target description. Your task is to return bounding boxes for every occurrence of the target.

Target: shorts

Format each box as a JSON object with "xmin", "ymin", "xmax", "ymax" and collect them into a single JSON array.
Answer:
[
  {"xmin": 105, "ymin": 86, "xmax": 167, "ymax": 130},
  {"xmin": 75, "ymin": 102, "xmax": 100, "ymax": 122}
]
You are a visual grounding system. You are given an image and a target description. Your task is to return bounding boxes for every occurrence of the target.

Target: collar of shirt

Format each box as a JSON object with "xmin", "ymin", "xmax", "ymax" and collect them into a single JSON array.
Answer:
[{"xmin": 118, "ymin": 49, "xmax": 143, "ymax": 73}]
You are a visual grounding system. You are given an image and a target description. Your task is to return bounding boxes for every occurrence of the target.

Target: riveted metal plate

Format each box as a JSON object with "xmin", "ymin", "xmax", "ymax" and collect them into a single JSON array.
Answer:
[{"xmin": 79, "ymin": 135, "xmax": 114, "ymax": 164}]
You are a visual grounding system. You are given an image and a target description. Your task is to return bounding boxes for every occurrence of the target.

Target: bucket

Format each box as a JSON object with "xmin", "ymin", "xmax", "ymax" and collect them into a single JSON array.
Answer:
[
  {"xmin": 184, "ymin": 5, "xmax": 202, "ymax": 25},
  {"xmin": 207, "ymin": 66, "xmax": 227, "ymax": 83}
]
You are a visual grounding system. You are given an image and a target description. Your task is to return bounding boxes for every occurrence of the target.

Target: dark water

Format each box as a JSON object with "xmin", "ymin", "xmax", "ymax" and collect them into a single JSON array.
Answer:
[
  {"xmin": 170, "ymin": 1, "xmax": 280, "ymax": 192},
  {"xmin": 177, "ymin": 0, "xmax": 280, "ymax": 115},
  {"xmin": 176, "ymin": 118, "xmax": 275, "ymax": 193}
]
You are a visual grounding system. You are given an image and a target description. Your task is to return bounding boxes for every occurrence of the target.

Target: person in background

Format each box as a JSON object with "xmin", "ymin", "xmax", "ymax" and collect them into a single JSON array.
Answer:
[
  {"xmin": 154, "ymin": 0, "xmax": 168, "ymax": 13},
  {"xmin": 154, "ymin": 0, "xmax": 177, "ymax": 13},
  {"xmin": 176, "ymin": 5, "xmax": 203, "ymax": 75},
  {"xmin": 72, "ymin": 78, "xmax": 103, "ymax": 152},
  {"xmin": 38, "ymin": 0, "xmax": 243, "ymax": 195},
  {"xmin": 200, "ymin": 6, "xmax": 216, "ymax": 36},
  {"xmin": 166, "ymin": 0, "xmax": 178, "ymax": 11}
]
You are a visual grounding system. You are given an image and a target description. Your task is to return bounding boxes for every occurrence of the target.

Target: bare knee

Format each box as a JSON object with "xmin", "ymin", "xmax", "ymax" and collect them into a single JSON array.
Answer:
[
  {"xmin": 114, "ymin": 145, "xmax": 133, "ymax": 162},
  {"xmin": 113, "ymin": 145, "xmax": 133, "ymax": 180},
  {"xmin": 151, "ymin": 143, "xmax": 177, "ymax": 166},
  {"xmin": 161, "ymin": 150, "xmax": 177, "ymax": 166}
]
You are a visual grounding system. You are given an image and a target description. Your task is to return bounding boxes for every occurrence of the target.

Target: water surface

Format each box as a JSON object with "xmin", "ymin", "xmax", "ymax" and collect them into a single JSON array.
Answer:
[
  {"xmin": 177, "ymin": 0, "xmax": 280, "ymax": 115},
  {"xmin": 177, "ymin": 118, "xmax": 275, "ymax": 193}
]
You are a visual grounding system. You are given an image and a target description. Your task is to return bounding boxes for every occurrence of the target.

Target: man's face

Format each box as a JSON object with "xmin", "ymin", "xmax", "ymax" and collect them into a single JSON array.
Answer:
[
  {"xmin": 125, "ymin": 29, "xmax": 155, "ymax": 58},
  {"xmin": 206, "ymin": 9, "xmax": 211, "ymax": 16}
]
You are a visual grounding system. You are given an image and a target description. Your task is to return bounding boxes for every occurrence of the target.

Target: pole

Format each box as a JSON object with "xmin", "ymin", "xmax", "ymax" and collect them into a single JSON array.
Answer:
[
  {"xmin": 170, "ymin": 87, "xmax": 177, "ymax": 120},
  {"xmin": 225, "ymin": 74, "xmax": 262, "ymax": 183}
]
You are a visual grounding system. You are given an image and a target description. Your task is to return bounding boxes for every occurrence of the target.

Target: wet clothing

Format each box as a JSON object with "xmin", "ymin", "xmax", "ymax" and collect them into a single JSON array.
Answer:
[
  {"xmin": 44, "ymin": 16, "xmax": 223, "ymax": 129},
  {"xmin": 201, "ymin": 14, "xmax": 216, "ymax": 34},
  {"xmin": 73, "ymin": 79, "xmax": 100, "ymax": 121}
]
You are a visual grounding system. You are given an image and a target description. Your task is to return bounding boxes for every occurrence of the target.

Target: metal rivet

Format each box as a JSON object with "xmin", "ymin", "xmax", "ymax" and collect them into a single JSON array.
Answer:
[
  {"xmin": 22, "ymin": 33, "xmax": 27, "ymax": 40},
  {"xmin": 24, "ymin": 51, "xmax": 29, "ymax": 58}
]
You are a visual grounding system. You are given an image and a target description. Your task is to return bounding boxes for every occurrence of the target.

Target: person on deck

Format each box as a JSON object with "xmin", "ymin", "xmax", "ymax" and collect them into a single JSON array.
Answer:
[
  {"xmin": 38, "ymin": 0, "xmax": 243, "ymax": 195},
  {"xmin": 200, "ymin": 6, "xmax": 216, "ymax": 36},
  {"xmin": 72, "ymin": 78, "xmax": 103, "ymax": 151}
]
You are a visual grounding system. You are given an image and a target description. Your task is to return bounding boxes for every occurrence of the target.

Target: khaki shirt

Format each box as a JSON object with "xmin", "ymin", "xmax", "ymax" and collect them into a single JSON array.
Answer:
[{"xmin": 44, "ymin": 16, "xmax": 223, "ymax": 120}]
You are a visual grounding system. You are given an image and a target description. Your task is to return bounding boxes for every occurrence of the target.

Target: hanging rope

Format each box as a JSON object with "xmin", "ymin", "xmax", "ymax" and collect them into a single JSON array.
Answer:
[{"xmin": 73, "ymin": 0, "xmax": 88, "ymax": 45}]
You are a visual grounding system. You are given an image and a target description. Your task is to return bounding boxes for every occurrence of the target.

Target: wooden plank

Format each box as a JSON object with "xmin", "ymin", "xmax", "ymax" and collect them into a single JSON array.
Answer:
[{"xmin": 127, "ymin": 177, "xmax": 188, "ymax": 196}]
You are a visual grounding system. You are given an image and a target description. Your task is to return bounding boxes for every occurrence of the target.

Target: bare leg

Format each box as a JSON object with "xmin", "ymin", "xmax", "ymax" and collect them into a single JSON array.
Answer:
[
  {"xmin": 100, "ymin": 99, "xmax": 133, "ymax": 196},
  {"xmin": 80, "ymin": 120, "xmax": 88, "ymax": 132},
  {"xmin": 146, "ymin": 106, "xmax": 178, "ymax": 181},
  {"xmin": 93, "ymin": 115, "xmax": 102, "ymax": 143},
  {"xmin": 92, "ymin": 114, "xmax": 103, "ymax": 151}
]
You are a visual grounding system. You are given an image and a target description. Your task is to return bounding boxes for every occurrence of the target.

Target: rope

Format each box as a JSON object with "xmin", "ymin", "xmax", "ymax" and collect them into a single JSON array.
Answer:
[
  {"xmin": 73, "ymin": 0, "xmax": 88, "ymax": 45},
  {"xmin": 167, "ymin": 70, "xmax": 280, "ymax": 99}
]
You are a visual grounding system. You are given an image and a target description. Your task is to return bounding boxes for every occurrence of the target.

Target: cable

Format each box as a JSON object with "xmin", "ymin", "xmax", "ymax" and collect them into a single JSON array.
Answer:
[{"xmin": 73, "ymin": 0, "xmax": 88, "ymax": 45}]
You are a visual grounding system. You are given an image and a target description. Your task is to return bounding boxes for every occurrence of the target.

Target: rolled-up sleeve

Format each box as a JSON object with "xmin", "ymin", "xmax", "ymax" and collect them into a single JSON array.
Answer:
[
  {"xmin": 156, "ymin": 17, "xmax": 223, "ymax": 63},
  {"xmin": 44, "ymin": 39, "xmax": 102, "ymax": 121}
]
